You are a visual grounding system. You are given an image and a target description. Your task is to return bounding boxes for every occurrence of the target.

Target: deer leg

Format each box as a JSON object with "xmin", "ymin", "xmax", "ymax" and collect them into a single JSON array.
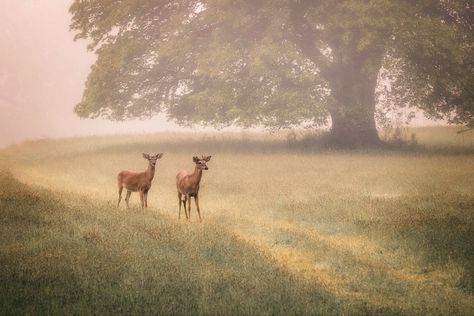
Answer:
[
  {"xmin": 178, "ymin": 192, "xmax": 182, "ymax": 219},
  {"xmin": 187, "ymin": 195, "xmax": 192, "ymax": 220},
  {"xmin": 139, "ymin": 191, "xmax": 144, "ymax": 209},
  {"xmin": 125, "ymin": 190, "xmax": 131, "ymax": 209},
  {"xmin": 117, "ymin": 186, "xmax": 123, "ymax": 207},
  {"xmin": 194, "ymin": 195, "xmax": 202, "ymax": 223},
  {"xmin": 144, "ymin": 192, "xmax": 148, "ymax": 208},
  {"xmin": 184, "ymin": 195, "xmax": 189, "ymax": 220},
  {"xmin": 183, "ymin": 196, "xmax": 189, "ymax": 220}
]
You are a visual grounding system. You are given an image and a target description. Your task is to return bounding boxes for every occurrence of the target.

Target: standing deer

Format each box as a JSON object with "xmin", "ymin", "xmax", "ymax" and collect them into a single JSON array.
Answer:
[
  {"xmin": 176, "ymin": 155, "xmax": 212, "ymax": 222},
  {"xmin": 117, "ymin": 153, "xmax": 164, "ymax": 209}
]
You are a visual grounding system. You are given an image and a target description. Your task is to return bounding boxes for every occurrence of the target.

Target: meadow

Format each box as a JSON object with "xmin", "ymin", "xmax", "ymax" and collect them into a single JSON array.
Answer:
[{"xmin": 0, "ymin": 127, "xmax": 473, "ymax": 315}]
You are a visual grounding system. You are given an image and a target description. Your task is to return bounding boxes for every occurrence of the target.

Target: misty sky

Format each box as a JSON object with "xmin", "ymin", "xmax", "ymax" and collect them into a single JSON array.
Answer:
[
  {"xmin": 0, "ymin": 0, "xmax": 442, "ymax": 148},
  {"xmin": 0, "ymin": 0, "xmax": 184, "ymax": 148}
]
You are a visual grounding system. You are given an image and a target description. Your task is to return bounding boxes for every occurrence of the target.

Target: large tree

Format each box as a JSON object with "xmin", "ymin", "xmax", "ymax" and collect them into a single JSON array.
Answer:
[{"xmin": 70, "ymin": 0, "xmax": 474, "ymax": 146}]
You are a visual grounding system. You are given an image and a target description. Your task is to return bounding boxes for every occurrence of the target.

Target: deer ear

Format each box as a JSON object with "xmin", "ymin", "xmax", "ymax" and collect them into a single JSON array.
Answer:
[
  {"xmin": 204, "ymin": 155, "xmax": 212, "ymax": 162},
  {"xmin": 156, "ymin": 153, "xmax": 164, "ymax": 159},
  {"xmin": 143, "ymin": 153, "xmax": 149, "ymax": 159},
  {"xmin": 193, "ymin": 156, "xmax": 199, "ymax": 163}
]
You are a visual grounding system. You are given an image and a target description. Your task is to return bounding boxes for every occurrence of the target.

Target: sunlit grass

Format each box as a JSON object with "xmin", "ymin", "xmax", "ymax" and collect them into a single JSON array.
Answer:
[{"xmin": 1, "ymin": 127, "xmax": 473, "ymax": 314}]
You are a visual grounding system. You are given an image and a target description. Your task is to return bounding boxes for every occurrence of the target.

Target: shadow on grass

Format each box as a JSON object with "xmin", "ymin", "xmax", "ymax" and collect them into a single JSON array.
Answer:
[
  {"xmin": 272, "ymin": 193, "xmax": 474, "ymax": 295},
  {"xmin": 374, "ymin": 195, "xmax": 474, "ymax": 293},
  {"xmin": 0, "ymin": 170, "xmax": 400, "ymax": 315}
]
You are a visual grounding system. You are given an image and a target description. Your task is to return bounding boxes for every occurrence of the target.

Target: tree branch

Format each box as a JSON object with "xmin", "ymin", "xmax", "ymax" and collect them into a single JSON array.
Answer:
[{"xmin": 287, "ymin": 0, "xmax": 331, "ymax": 73}]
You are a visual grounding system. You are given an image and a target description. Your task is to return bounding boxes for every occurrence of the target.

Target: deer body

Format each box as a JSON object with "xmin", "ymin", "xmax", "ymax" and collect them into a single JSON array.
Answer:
[
  {"xmin": 176, "ymin": 156, "xmax": 211, "ymax": 222},
  {"xmin": 117, "ymin": 153, "xmax": 163, "ymax": 209}
]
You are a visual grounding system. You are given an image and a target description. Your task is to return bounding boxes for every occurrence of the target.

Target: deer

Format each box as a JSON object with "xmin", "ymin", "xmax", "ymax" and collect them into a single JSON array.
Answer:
[
  {"xmin": 176, "ymin": 155, "xmax": 212, "ymax": 222},
  {"xmin": 117, "ymin": 153, "xmax": 164, "ymax": 209}
]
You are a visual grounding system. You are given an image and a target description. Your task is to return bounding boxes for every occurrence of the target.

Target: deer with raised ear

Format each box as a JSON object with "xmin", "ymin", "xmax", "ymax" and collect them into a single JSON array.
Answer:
[
  {"xmin": 117, "ymin": 153, "xmax": 164, "ymax": 209},
  {"xmin": 176, "ymin": 155, "xmax": 212, "ymax": 222}
]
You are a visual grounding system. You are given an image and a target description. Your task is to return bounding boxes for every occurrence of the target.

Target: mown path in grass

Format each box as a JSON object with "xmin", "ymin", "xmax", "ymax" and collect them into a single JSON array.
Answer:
[
  {"xmin": 1, "ymin": 131, "xmax": 473, "ymax": 314},
  {"xmin": 5, "ymin": 170, "xmax": 472, "ymax": 315},
  {"xmin": 217, "ymin": 210, "xmax": 473, "ymax": 315},
  {"xmin": 0, "ymin": 171, "xmax": 346, "ymax": 315}
]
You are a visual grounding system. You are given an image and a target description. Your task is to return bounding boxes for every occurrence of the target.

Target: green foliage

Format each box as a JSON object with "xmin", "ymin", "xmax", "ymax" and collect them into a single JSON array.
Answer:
[
  {"xmin": 70, "ymin": 0, "xmax": 474, "ymax": 132},
  {"xmin": 378, "ymin": 0, "xmax": 474, "ymax": 127}
]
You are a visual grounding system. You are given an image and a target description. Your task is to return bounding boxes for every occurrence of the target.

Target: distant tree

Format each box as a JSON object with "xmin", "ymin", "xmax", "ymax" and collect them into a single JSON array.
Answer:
[{"xmin": 70, "ymin": 0, "xmax": 474, "ymax": 147}]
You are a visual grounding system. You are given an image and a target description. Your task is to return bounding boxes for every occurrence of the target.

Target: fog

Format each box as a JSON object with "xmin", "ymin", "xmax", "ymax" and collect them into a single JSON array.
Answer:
[
  {"xmin": 0, "ymin": 0, "xmax": 185, "ymax": 148},
  {"xmin": 0, "ymin": 0, "xmax": 442, "ymax": 148}
]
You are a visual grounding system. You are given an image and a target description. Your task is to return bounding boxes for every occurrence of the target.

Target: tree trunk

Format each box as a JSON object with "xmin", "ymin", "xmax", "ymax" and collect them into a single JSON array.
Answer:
[
  {"xmin": 327, "ymin": 107, "xmax": 380, "ymax": 147},
  {"xmin": 325, "ymin": 56, "xmax": 382, "ymax": 148}
]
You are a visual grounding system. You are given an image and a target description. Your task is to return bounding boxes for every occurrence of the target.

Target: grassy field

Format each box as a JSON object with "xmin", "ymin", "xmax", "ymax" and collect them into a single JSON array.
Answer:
[{"xmin": 0, "ymin": 127, "xmax": 473, "ymax": 315}]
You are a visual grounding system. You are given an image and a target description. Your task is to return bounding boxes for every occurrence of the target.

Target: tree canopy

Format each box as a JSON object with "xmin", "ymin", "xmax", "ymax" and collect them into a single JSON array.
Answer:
[{"xmin": 70, "ymin": 0, "xmax": 474, "ymax": 146}]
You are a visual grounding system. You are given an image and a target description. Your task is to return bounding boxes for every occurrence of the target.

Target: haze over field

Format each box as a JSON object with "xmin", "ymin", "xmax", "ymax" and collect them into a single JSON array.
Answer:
[
  {"xmin": 0, "ymin": 0, "xmax": 447, "ymax": 148},
  {"xmin": 1, "ymin": 128, "xmax": 473, "ymax": 314}
]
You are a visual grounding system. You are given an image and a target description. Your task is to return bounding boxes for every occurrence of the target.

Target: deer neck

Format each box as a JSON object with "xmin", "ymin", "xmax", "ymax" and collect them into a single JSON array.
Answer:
[
  {"xmin": 146, "ymin": 164, "xmax": 156, "ymax": 182},
  {"xmin": 191, "ymin": 165, "xmax": 203, "ymax": 185}
]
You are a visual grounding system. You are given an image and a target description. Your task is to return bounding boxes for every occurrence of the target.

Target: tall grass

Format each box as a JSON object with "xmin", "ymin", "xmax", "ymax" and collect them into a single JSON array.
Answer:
[
  {"xmin": 0, "ymin": 171, "xmax": 344, "ymax": 315},
  {"xmin": 1, "ymin": 127, "xmax": 473, "ymax": 315}
]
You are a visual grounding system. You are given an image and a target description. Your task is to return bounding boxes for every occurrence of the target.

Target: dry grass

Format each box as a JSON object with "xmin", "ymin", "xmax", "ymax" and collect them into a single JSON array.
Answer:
[{"xmin": 0, "ymin": 127, "xmax": 473, "ymax": 315}]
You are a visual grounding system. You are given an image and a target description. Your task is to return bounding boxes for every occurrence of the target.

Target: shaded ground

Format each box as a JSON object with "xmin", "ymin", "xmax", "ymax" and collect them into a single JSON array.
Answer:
[{"xmin": 0, "ymin": 171, "xmax": 345, "ymax": 315}]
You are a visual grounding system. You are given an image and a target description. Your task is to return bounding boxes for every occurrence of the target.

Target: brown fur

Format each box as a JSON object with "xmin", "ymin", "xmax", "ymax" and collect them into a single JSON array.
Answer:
[
  {"xmin": 117, "ymin": 153, "xmax": 163, "ymax": 209},
  {"xmin": 176, "ymin": 155, "xmax": 211, "ymax": 222}
]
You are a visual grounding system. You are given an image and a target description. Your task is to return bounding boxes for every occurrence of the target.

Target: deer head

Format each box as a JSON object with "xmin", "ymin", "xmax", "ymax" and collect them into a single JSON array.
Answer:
[
  {"xmin": 143, "ymin": 153, "xmax": 164, "ymax": 168},
  {"xmin": 193, "ymin": 155, "xmax": 211, "ymax": 170}
]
